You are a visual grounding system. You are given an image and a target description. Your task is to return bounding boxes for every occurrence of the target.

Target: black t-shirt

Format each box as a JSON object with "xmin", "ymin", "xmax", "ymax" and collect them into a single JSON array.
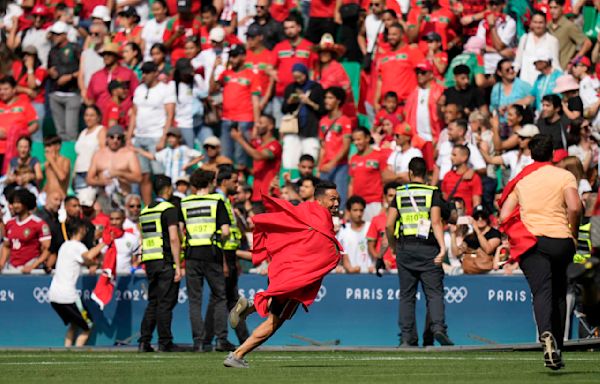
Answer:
[
  {"xmin": 464, "ymin": 227, "xmax": 501, "ymax": 250},
  {"xmin": 147, "ymin": 200, "xmax": 180, "ymax": 261},
  {"xmin": 187, "ymin": 199, "xmax": 231, "ymax": 260},
  {"xmin": 390, "ymin": 187, "xmax": 444, "ymax": 246},
  {"xmin": 536, "ymin": 115, "xmax": 569, "ymax": 150},
  {"xmin": 568, "ymin": 96, "xmax": 584, "ymax": 114},
  {"xmin": 443, "ymin": 86, "xmax": 484, "ymax": 112}
]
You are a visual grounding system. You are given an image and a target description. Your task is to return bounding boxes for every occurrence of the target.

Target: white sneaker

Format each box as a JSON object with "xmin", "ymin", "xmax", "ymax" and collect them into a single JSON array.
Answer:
[
  {"xmin": 223, "ymin": 352, "xmax": 249, "ymax": 368},
  {"xmin": 229, "ymin": 296, "xmax": 251, "ymax": 329}
]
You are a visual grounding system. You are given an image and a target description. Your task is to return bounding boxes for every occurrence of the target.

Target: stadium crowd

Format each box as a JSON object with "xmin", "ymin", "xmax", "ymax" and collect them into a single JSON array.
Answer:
[{"xmin": 0, "ymin": 0, "xmax": 597, "ymax": 280}]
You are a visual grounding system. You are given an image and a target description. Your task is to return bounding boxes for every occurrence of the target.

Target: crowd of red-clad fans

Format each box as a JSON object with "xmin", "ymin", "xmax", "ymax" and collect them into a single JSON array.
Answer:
[{"xmin": 0, "ymin": 0, "xmax": 598, "ymax": 275}]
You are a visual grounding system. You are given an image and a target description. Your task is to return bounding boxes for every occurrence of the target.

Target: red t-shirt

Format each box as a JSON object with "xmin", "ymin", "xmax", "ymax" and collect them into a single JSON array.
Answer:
[
  {"xmin": 113, "ymin": 25, "xmax": 143, "ymax": 49},
  {"xmin": 87, "ymin": 65, "xmax": 139, "ymax": 114},
  {"xmin": 407, "ymin": 7, "xmax": 455, "ymax": 50},
  {"xmin": 164, "ymin": 16, "xmax": 203, "ymax": 64},
  {"xmin": 199, "ymin": 26, "xmax": 243, "ymax": 51},
  {"xmin": 318, "ymin": 114, "xmax": 352, "ymax": 167},
  {"xmin": 80, "ymin": 0, "xmax": 105, "ymax": 19},
  {"xmin": 219, "ymin": 68, "xmax": 261, "ymax": 122},
  {"xmin": 12, "ymin": 61, "xmax": 47, "ymax": 104},
  {"xmin": 441, "ymin": 170, "xmax": 482, "ymax": 215},
  {"xmin": 166, "ymin": 0, "xmax": 201, "ymax": 16},
  {"xmin": 367, "ymin": 212, "xmax": 395, "ymax": 269},
  {"xmin": 0, "ymin": 96, "xmax": 37, "ymax": 154},
  {"xmin": 252, "ymin": 138, "xmax": 283, "ymax": 202},
  {"xmin": 273, "ymin": 39, "xmax": 314, "ymax": 96},
  {"xmin": 245, "ymin": 48, "xmax": 275, "ymax": 98},
  {"xmin": 4, "ymin": 215, "xmax": 51, "ymax": 267},
  {"xmin": 377, "ymin": 46, "xmax": 425, "ymax": 102},
  {"xmin": 310, "ymin": 0, "xmax": 336, "ymax": 17},
  {"xmin": 349, "ymin": 149, "xmax": 386, "ymax": 203},
  {"xmin": 270, "ymin": 0, "xmax": 298, "ymax": 22},
  {"xmin": 374, "ymin": 108, "xmax": 404, "ymax": 128},
  {"xmin": 103, "ymin": 99, "xmax": 130, "ymax": 128}
]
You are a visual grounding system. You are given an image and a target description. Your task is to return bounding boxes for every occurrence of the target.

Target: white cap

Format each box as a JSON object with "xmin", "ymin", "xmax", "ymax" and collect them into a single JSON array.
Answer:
[
  {"xmin": 515, "ymin": 124, "xmax": 540, "ymax": 138},
  {"xmin": 203, "ymin": 136, "xmax": 221, "ymax": 147},
  {"xmin": 208, "ymin": 27, "xmax": 225, "ymax": 43},
  {"xmin": 91, "ymin": 5, "xmax": 111, "ymax": 22},
  {"xmin": 49, "ymin": 21, "xmax": 68, "ymax": 35},
  {"xmin": 533, "ymin": 52, "xmax": 552, "ymax": 63},
  {"xmin": 77, "ymin": 187, "xmax": 97, "ymax": 207}
]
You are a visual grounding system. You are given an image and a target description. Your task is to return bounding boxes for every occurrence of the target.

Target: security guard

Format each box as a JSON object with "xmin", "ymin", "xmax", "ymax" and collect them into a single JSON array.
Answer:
[
  {"xmin": 202, "ymin": 166, "xmax": 250, "ymax": 346},
  {"xmin": 574, "ymin": 223, "xmax": 592, "ymax": 264},
  {"xmin": 385, "ymin": 157, "xmax": 453, "ymax": 347},
  {"xmin": 182, "ymin": 169, "xmax": 235, "ymax": 352},
  {"xmin": 138, "ymin": 175, "xmax": 182, "ymax": 352}
]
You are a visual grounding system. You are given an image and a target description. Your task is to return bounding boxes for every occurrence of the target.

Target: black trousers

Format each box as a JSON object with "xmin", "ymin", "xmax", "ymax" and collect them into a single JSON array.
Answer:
[
  {"xmin": 396, "ymin": 243, "xmax": 447, "ymax": 345},
  {"xmin": 186, "ymin": 254, "xmax": 228, "ymax": 346},
  {"xmin": 203, "ymin": 251, "xmax": 250, "ymax": 344},
  {"xmin": 519, "ymin": 236, "xmax": 574, "ymax": 349},
  {"xmin": 306, "ymin": 17, "xmax": 338, "ymax": 44},
  {"xmin": 139, "ymin": 259, "xmax": 179, "ymax": 347}
]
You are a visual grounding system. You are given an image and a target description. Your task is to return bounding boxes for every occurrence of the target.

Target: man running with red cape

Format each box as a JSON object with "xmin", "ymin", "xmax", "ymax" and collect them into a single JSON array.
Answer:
[{"xmin": 223, "ymin": 181, "xmax": 342, "ymax": 368}]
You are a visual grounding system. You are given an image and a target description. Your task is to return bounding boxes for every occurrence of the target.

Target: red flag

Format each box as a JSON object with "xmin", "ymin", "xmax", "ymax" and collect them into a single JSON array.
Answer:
[
  {"xmin": 498, "ymin": 162, "xmax": 551, "ymax": 263},
  {"xmin": 91, "ymin": 226, "xmax": 125, "ymax": 310},
  {"xmin": 251, "ymin": 195, "xmax": 343, "ymax": 317}
]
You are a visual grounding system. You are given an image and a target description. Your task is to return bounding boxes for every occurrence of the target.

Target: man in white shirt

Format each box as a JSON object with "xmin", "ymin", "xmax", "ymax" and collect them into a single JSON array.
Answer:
[
  {"xmin": 7, "ymin": 4, "xmax": 52, "ymax": 67},
  {"xmin": 358, "ymin": 0, "xmax": 384, "ymax": 56},
  {"xmin": 337, "ymin": 196, "xmax": 373, "ymax": 274},
  {"xmin": 384, "ymin": 123, "xmax": 423, "ymax": 184},
  {"xmin": 191, "ymin": 27, "xmax": 229, "ymax": 92},
  {"xmin": 123, "ymin": 194, "xmax": 142, "ymax": 239},
  {"xmin": 571, "ymin": 56, "xmax": 600, "ymax": 130},
  {"xmin": 106, "ymin": 209, "xmax": 141, "ymax": 274},
  {"xmin": 475, "ymin": 0, "xmax": 516, "ymax": 74},
  {"xmin": 435, "ymin": 119, "xmax": 486, "ymax": 183},
  {"xmin": 127, "ymin": 61, "xmax": 176, "ymax": 205},
  {"xmin": 48, "ymin": 217, "xmax": 104, "ymax": 347}
]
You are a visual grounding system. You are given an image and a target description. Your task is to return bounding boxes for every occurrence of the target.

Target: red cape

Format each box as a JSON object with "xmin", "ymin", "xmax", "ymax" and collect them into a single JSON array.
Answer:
[
  {"xmin": 499, "ymin": 162, "xmax": 551, "ymax": 263},
  {"xmin": 251, "ymin": 196, "xmax": 343, "ymax": 317}
]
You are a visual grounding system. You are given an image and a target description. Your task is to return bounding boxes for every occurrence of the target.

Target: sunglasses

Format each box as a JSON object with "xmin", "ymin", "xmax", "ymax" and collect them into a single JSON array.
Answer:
[
  {"xmin": 474, "ymin": 215, "xmax": 487, "ymax": 221},
  {"xmin": 91, "ymin": 32, "xmax": 102, "ymax": 37},
  {"xmin": 108, "ymin": 135, "xmax": 123, "ymax": 140},
  {"xmin": 255, "ymin": 5, "xmax": 266, "ymax": 9},
  {"xmin": 416, "ymin": 70, "xmax": 429, "ymax": 75},
  {"xmin": 503, "ymin": 66, "xmax": 515, "ymax": 72},
  {"xmin": 370, "ymin": 2, "xmax": 382, "ymax": 6},
  {"xmin": 204, "ymin": 144, "xmax": 217, "ymax": 149},
  {"xmin": 128, "ymin": 204, "xmax": 141, "ymax": 208}
]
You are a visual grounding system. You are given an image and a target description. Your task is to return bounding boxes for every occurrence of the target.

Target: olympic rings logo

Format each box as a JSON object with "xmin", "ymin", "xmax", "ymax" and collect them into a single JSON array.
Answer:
[
  {"xmin": 444, "ymin": 286, "xmax": 468, "ymax": 304},
  {"xmin": 32, "ymin": 287, "xmax": 50, "ymax": 304},
  {"xmin": 315, "ymin": 285, "xmax": 327, "ymax": 302}
]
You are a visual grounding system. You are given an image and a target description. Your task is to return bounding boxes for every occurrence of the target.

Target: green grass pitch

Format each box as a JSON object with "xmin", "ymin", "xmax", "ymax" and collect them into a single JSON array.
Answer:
[{"xmin": 1, "ymin": 351, "xmax": 599, "ymax": 383}]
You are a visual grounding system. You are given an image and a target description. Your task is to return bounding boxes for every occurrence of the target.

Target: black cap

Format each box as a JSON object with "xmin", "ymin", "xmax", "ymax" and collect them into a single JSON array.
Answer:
[
  {"xmin": 118, "ymin": 6, "xmax": 139, "ymax": 18},
  {"xmin": 141, "ymin": 61, "xmax": 158, "ymax": 73},
  {"xmin": 472, "ymin": 205, "xmax": 489, "ymax": 219},
  {"xmin": 246, "ymin": 24, "xmax": 264, "ymax": 38},
  {"xmin": 423, "ymin": 32, "xmax": 442, "ymax": 42},
  {"xmin": 108, "ymin": 80, "xmax": 124, "ymax": 93},
  {"xmin": 229, "ymin": 44, "xmax": 246, "ymax": 57}
]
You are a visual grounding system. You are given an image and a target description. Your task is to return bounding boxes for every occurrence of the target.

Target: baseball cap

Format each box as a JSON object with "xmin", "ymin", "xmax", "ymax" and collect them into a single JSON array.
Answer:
[
  {"xmin": 515, "ymin": 124, "xmax": 540, "ymax": 138},
  {"xmin": 472, "ymin": 205, "xmax": 489, "ymax": 219},
  {"xmin": 118, "ymin": 6, "xmax": 139, "ymax": 18},
  {"xmin": 423, "ymin": 32, "xmax": 442, "ymax": 42},
  {"xmin": 91, "ymin": 5, "xmax": 111, "ymax": 22},
  {"xmin": 533, "ymin": 52, "xmax": 552, "ymax": 63},
  {"xmin": 141, "ymin": 61, "xmax": 158, "ymax": 73},
  {"xmin": 107, "ymin": 125, "xmax": 125, "ymax": 137},
  {"xmin": 209, "ymin": 27, "xmax": 225, "ymax": 43},
  {"xmin": 49, "ymin": 21, "xmax": 68, "ymax": 35},
  {"xmin": 166, "ymin": 127, "xmax": 182, "ymax": 137},
  {"xmin": 416, "ymin": 61, "xmax": 433, "ymax": 72},
  {"xmin": 77, "ymin": 187, "xmax": 97, "ymax": 207},
  {"xmin": 229, "ymin": 44, "xmax": 246, "ymax": 57},
  {"xmin": 108, "ymin": 80, "xmax": 125, "ymax": 93},
  {"xmin": 394, "ymin": 123, "xmax": 413, "ymax": 137},
  {"xmin": 572, "ymin": 56, "xmax": 592, "ymax": 68},
  {"xmin": 203, "ymin": 136, "xmax": 221, "ymax": 147},
  {"xmin": 246, "ymin": 24, "xmax": 264, "ymax": 38},
  {"xmin": 31, "ymin": 4, "xmax": 50, "ymax": 16}
]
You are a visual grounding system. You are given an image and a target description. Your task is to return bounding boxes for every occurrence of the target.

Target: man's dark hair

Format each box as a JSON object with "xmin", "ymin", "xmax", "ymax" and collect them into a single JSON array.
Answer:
[
  {"xmin": 190, "ymin": 169, "xmax": 215, "ymax": 189},
  {"xmin": 284, "ymin": 13, "xmax": 303, "ymax": 27},
  {"xmin": 384, "ymin": 91, "xmax": 398, "ymax": 100},
  {"xmin": 549, "ymin": 0, "xmax": 565, "ymax": 6},
  {"xmin": 17, "ymin": 135, "xmax": 32, "ymax": 148},
  {"xmin": 153, "ymin": 175, "xmax": 172, "ymax": 196},
  {"xmin": 389, "ymin": 22, "xmax": 404, "ymax": 33},
  {"xmin": 382, "ymin": 9, "xmax": 397, "ymax": 19},
  {"xmin": 217, "ymin": 169, "xmax": 234, "ymax": 185},
  {"xmin": 261, "ymin": 113, "xmax": 275, "ymax": 127},
  {"xmin": 64, "ymin": 196, "xmax": 79, "ymax": 205},
  {"xmin": 314, "ymin": 181, "xmax": 337, "ymax": 198},
  {"xmin": 8, "ymin": 188, "xmax": 37, "ymax": 211},
  {"xmin": 453, "ymin": 64, "xmax": 470, "ymax": 76},
  {"xmin": 346, "ymin": 195, "xmax": 366, "ymax": 211},
  {"xmin": 325, "ymin": 86, "xmax": 346, "ymax": 105},
  {"xmin": 453, "ymin": 144, "xmax": 471, "ymax": 161},
  {"xmin": 542, "ymin": 94, "xmax": 562, "ymax": 110},
  {"xmin": 66, "ymin": 217, "xmax": 89, "ymax": 238},
  {"xmin": 300, "ymin": 175, "xmax": 320, "ymax": 188},
  {"xmin": 408, "ymin": 157, "xmax": 427, "ymax": 178},
  {"xmin": 0, "ymin": 76, "xmax": 17, "ymax": 88},
  {"xmin": 529, "ymin": 134, "xmax": 554, "ymax": 162},
  {"xmin": 454, "ymin": 119, "xmax": 469, "ymax": 133},
  {"xmin": 299, "ymin": 154, "xmax": 315, "ymax": 163},
  {"xmin": 43, "ymin": 135, "xmax": 62, "ymax": 147},
  {"xmin": 200, "ymin": 4, "xmax": 217, "ymax": 15},
  {"xmin": 352, "ymin": 126, "xmax": 371, "ymax": 137},
  {"xmin": 383, "ymin": 181, "xmax": 400, "ymax": 195},
  {"xmin": 532, "ymin": 10, "xmax": 547, "ymax": 20}
]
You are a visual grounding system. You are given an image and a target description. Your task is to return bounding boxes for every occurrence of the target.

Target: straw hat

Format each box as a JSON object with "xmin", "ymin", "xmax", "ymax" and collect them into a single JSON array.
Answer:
[{"xmin": 313, "ymin": 33, "xmax": 346, "ymax": 57}]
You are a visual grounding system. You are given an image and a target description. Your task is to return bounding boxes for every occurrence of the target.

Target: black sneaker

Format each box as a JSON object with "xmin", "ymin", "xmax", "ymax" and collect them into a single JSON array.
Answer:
[
  {"xmin": 215, "ymin": 340, "xmax": 237, "ymax": 352},
  {"xmin": 398, "ymin": 341, "xmax": 418, "ymax": 348},
  {"xmin": 158, "ymin": 343, "xmax": 184, "ymax": 352},
  {"xmin": 433, "ymin": 332, "xmax": 454, "ymax": 346},
  {"xmin": 138, "ymin": 342, "xmax": 154, "ymax": 353},
  {"xmin": 540, "ymin": 332, "xmax": 563, "ymax": 370},
  {"xmin": 202, "ymin": 343, "xmax": 214, "ymax": 352}
]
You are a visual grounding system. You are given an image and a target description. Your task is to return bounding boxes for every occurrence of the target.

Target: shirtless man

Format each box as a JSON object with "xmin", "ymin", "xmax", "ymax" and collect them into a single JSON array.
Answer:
[
  {"xmin": 43, "ymin": 135, "xmax": 71, "ymax": 198},
  {"xmin": 200, "ymin": 136, "xmax": 233, "ymax": 172},
  {"xmin": 86, "ymin": 125, "xmax": 142, "ymax": 208}
]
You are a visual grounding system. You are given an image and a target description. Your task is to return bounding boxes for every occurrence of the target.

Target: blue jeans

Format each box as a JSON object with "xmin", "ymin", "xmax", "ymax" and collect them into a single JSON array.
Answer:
[
  {"xmin": 196, "ymin": 125, "xmax": 215, "ymax": 150},
  {"xmin": 32, "ymin": 102, "xmax": 45, "ymax": 142},
  {"xmin": 220, "ymin": 120, "xmax": 253, "ymax": 167},
  {"xmin": 179, "ymin": 127, "xmax": 195, "ymax": 148},
  {"xmin": 320, "ymin": 164, "xmax": 349, "ymax": 210}
]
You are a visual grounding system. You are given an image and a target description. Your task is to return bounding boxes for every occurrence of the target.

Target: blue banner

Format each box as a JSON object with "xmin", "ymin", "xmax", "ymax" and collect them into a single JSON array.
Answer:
[{"xmin": 0, "ymin": 274, "xmax": 537, "ymax": 347}]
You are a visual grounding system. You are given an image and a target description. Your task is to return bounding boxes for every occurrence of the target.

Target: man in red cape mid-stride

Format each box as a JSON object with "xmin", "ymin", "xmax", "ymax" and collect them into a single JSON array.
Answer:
[{"xmin": 223, "ymin": 181, "xmax": 342, "ymax": 368}]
